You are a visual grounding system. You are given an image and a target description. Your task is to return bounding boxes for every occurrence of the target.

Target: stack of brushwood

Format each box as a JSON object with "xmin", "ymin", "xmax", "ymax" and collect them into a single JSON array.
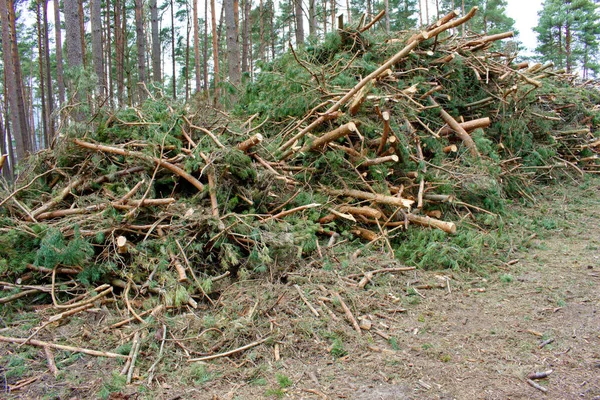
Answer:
[{"xmin": 1, "ymin": 7, "xmax": 599, "ymax": 319}]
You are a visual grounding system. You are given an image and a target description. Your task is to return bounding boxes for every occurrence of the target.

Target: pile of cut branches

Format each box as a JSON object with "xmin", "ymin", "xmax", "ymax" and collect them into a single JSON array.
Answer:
[{"xmin": 0, "ymin": 7, "xmax": 599, "ymax": 370}]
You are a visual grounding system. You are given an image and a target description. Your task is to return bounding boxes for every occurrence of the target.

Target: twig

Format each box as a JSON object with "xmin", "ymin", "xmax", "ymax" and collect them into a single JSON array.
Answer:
[
  {"xmin": 44, "ymin": 346, "xmax": 59, "ymax": 377},
  {"xmin": 526, "ymin": 378, "xmax": 548, "ymax": 393},
  {"xmin": 147, "ymin": 325, "xmax": 167, "ymax": 385},
  {"xmin": 187, "ymin": 336, "xmax": 270, "ymax": 362},
  {"xmin": 0, "ymin": 335, "xmax": 128, "ymax": 358},
  {"xmin": 126, "ymin": 331, "xmax": 143, "ymax": 384},
  {"xmin": 331, "ymin": 291, "xmax": 362, "ymax": 335},
  {"xmin": 0, "ymin": 289, "xmax": 41, "ymax": 304},
  {"xmin": 293, "ymin": 285, "xmax": 320, "ymax": 317}
]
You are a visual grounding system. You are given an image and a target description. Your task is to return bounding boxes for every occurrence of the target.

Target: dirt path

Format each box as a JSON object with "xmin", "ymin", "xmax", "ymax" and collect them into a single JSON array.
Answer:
[{"xmin": 205, "ymin": 181, "xmax": 600, "ymax": 400}]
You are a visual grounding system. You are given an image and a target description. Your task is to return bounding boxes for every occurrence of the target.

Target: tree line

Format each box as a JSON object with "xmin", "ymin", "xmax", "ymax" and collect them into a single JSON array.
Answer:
[{"xmin": 0, "ymin": 0, "xmax": 598, "ymax": 178}]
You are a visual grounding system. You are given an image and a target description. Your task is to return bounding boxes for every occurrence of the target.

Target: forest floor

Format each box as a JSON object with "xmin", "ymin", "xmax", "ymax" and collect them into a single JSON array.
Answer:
[{"xmin": 2, "ymin": 176, "xmax": 600, "ymax": 400}]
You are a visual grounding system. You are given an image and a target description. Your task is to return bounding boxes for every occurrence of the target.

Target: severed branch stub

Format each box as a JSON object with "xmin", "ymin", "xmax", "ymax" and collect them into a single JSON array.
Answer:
[
  {"xmin": 429, "ymin": 97, "xmax": 480, "ymax": 158},
  {"xmin": 237, "ymin": 133, "xmax": 264, "ymax": 153}
]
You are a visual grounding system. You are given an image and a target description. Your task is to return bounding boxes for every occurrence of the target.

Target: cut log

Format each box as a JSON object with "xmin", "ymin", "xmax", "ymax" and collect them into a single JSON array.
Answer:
[
  {"xmin": 237, "ymin": 133, "xmax": 264, "ymax": 152},
  {"xmin": 430, "ymin": 98, "xmax": 480, "ymax": 158},
  {"xmin": 439, "ymin": 117, "xmax": 491, "ymax": 136},
  {"xmin": 325, "ymin": 187, "xmax": 414, "ymax": 209},
  {"xmin": 301, "ymin": 122, "xmax": 359, "ymax": 153}
]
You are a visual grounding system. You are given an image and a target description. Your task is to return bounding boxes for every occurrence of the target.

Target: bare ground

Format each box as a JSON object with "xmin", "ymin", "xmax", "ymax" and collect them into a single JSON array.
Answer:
[{"xmin": 2, "ymin": 178, "xmax": 600, "ymax": 399}]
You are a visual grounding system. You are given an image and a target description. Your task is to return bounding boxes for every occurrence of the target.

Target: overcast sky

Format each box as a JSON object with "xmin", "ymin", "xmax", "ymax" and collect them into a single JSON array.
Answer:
[{"xmin": 504, "ymin": 0, "xmax": 544, "ymax": 53}]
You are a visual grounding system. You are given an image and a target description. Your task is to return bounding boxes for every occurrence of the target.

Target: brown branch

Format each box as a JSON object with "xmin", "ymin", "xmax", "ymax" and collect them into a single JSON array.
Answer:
[
  {"xmin": 0, "ymin": 335, "xmax": 128, "ymax": 358},
  {"xmin": 359, "ymin": 9, "xmax": 385, "ymax": 32},
  {"xmin": 187, "ymin": 336, "xmax": 270, "ymax": 362},
  {"xmin": 237, "ymin": 133, "xmax": 264, "ymax": 152},
  {"xmin": 74, "ymin": 139, "xmax": 205, "ymax": 192}
]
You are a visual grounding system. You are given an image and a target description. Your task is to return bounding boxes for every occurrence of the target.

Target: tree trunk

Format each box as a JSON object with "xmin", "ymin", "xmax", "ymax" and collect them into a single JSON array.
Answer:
[
  {"xmin": 135, "ymin": 0, "xmax": 147, "ymax": 102},
  {"xmin": 269, "ymin": 0, "xmax": 275, "ymax": 60},
  {"xmin": 53, "ymin": 0, "xmax": 66, "ymax": 108},
  {"xmin": 242, "ymin": 0, "xmax": 251, "ymax": 73},
  {"xmin": 65, "ymin": 0, "xmax": 85, "ymax": 119},
  {"xmin": 418, "ymin": 0, "xmax": 423, "ymax": 26},
  {"xmin": 211, "ymin": 0, "xmax": 220, "ymax": 99},
  {"xmin": 91, "ymin": 0, "xmax": 106, "ymax": 100},
  {"xmin": 385, "ymin": 0, "xmax": 390, "ymax": 33},
  {"xmin": 259, "ymin": 0, "xmax": 265, "ymax": 60},
  {"xmin": 193, "ymin": 0, "xmax": 202, "ymax": 92},
  {"xmin": 115, "ymin": 0, "xmax": 124, "ymax": 105},
  {"xmin": 0, "ymin": 104, "xmax": 11, "ymax": 179},
  {"xmin": 42, "ymin": 0, "xmax": 55, "ymax": 142},
  {"xmin": 78, "ymin": 0, "xmax": 87, "ymax": 67},
  {"xmin": 0, "ymin": 0, "xmax": 31, "ymax": 160},
  {"xmin": 346, "ymin": 0, "xmax": 351, "ymax": 25},
  {"xmin": 185, "ymin": 6, "xmax": 191, "ymax": 100},
  {"xmin": 203, "ymin": 0, "xmax": 209, "ymax": 90},
  {"xmin": 150, "ymin": 0, "xmax": 161, "ymax": 83},
  {"xmin": 37, "ymin": 2, "xmax": 48, "ymax": 148},
  {"xmin": 323, "ymin": 0, "xmax": 327, "ymax": 34},
  {"xmin": 565, "ymin": 21, "xmax": 572, "ymax": 74},
  {"xmin": 225, "ymin": 0, "xmax": 241, "ymax": 85},
  {"xmin": 308, "ymin": 0, "xmax": 316, "ymax": 37},
  {"xmin": 330, "ymin": 0, "xmax": 335, "ymax": 31},
  {"xmin": 295, "ymin": 0, "xmax": 304, "ymax": 45},
  {"xmin": 105, "ymin": 0, "xmax": 113, "ymax": 107},
  {"xmin": 170, "ymin": 0, "xmax": 176, "ymax": 99}
]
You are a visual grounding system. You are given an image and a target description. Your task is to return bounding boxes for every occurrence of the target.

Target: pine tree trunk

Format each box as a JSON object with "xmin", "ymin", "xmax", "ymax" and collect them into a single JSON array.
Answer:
[
  {"xmin": 225, "ymin": 0, "xmax": 241, "ymax": 85},
  {"xmin": 211, "ymin": 0, "xmax": 220, "ymax": 98},
  {"xmin": 105, "ymin": 0, "xmax": 113, "ymax": 107},
  {"xmin": 270, "ymin": 0, "xmax": 275, "ymax": 60},
  {"xmin": 53, "ymin": 0, "xmax": 66, "ymax": 108},
  {"xmin": 323, "ymin": 0, "xmax": 327, "ymax": 34},
  {"xmin": 78, "ymin": 0, "xmax": 87, "ymax": 67},
  {"xmin": 565, "ymin": 20, "xmax": 572, "ymax": 74},
  {"xmin": 203, "ymin": 0, "xmax": 209, "ymax": 90},
  {"xmin": 185, "ymin": 8, "xmax": 190, "ymax": 100},
  {"xmin": 37, "ymin": 2, "xmax": 48, "ymax": 148},
  {"xmin": 418, "ymin": 0, "xmax": 423, "ymax": 26},
  {"xmin": 309, "ymin": 0, "xmax": 316, "ymax": 37},
  {"xmin": 150, "ymin": 0, "xmax": 161, "ymax": 83},
  {"xmin": 259, "ymin": 0, "xmax": 265, "ymax": 60},
  {"xmin": 295, "ymin": 0, "xmax": 304, "ymax": 45},
  {"xmin": 91, "ymin": 0, "xmax": 105, "ymax": 99},
  {"xmin": 330, "ymin": 0, "xmax": 335, "ymax": 31},
  {"xmin": 193, "ymin": 0, "xmax": 202, "ymax": 91},
  {"xmin": 135, "ymin": 0, "xmax": 147, "ymax": 102},
  {"xmin": 37, "ymin": 5, "xmax": 48, "ymax": 147},
  {"xmin": 0, "ymin": 0, "xmax": 32, "ymax": 160},
  {"xmin": 345, "ymin": 0, "xmax": 351, "ymax": 24},
  {"xmin": 385, "ymin": 0, "xmax": 390, "ymax": 32},
  {"xmin": 170, "ymin": 0, "xmax": 177, "ymax": 99},
  {"xmin": 115, "ymin": 0, "xmax": 124, "ymax": 105},
  {"xmin": 65, "ymin": 0, "xmax": 85, "ymax": 119},
  {"xmin": 242, "ymin": 0, "xmax": 251, "ymax": 73},
  {"xmin": 0, "ymin": 105, "xmax": 11, "ymax": 179},
  {"xmin": 42, "ymin": 0, "xmax": 55, "ymax": 142}
]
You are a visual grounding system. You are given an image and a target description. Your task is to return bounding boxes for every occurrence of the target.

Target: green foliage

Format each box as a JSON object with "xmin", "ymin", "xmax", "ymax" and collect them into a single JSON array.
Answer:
[
  {"xmin": 275, "ymin": 373, "xmax": 293, "ymax": 388},
  {"xmin": 330, "ymin": 337, "xmax": 348, "ymax": 358},
  {"xmin": 34, "ymin": 227, "xmax": 94, "ymax": 270},
  {"xmin": 97, "ymin": 371, "xmax": 127, "ymax": 399},
  {"xmin": 394, "ymin": 227, "xmax": 505, "ymax": 271}
]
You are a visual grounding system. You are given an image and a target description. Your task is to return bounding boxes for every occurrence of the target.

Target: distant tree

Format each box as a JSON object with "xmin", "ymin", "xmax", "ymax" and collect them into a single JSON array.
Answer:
[
  {"xmin": 534, "ymin": 0, "xmax": 599, "ymax": 75},
  {"xmin": 225, "ymin": 0, "xmax": 241, "ymax": 84},
  {"xmin": 135, "ymin": 0, "xmax": 147, "ymax": 102},
  {"xmin": 150, "ymin": 0, "xmax": 161, "ymax": 83},
  {"xmin": 53, "ymin": 0, "xmax": 66, "ymax": 108},
  {"xmin": 90, "ymin": 0, "xmax": 106, "ymax": 100},
  {"xmin": 0, "ymin": 0, "xmax": 32, "ymax": 160}
]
